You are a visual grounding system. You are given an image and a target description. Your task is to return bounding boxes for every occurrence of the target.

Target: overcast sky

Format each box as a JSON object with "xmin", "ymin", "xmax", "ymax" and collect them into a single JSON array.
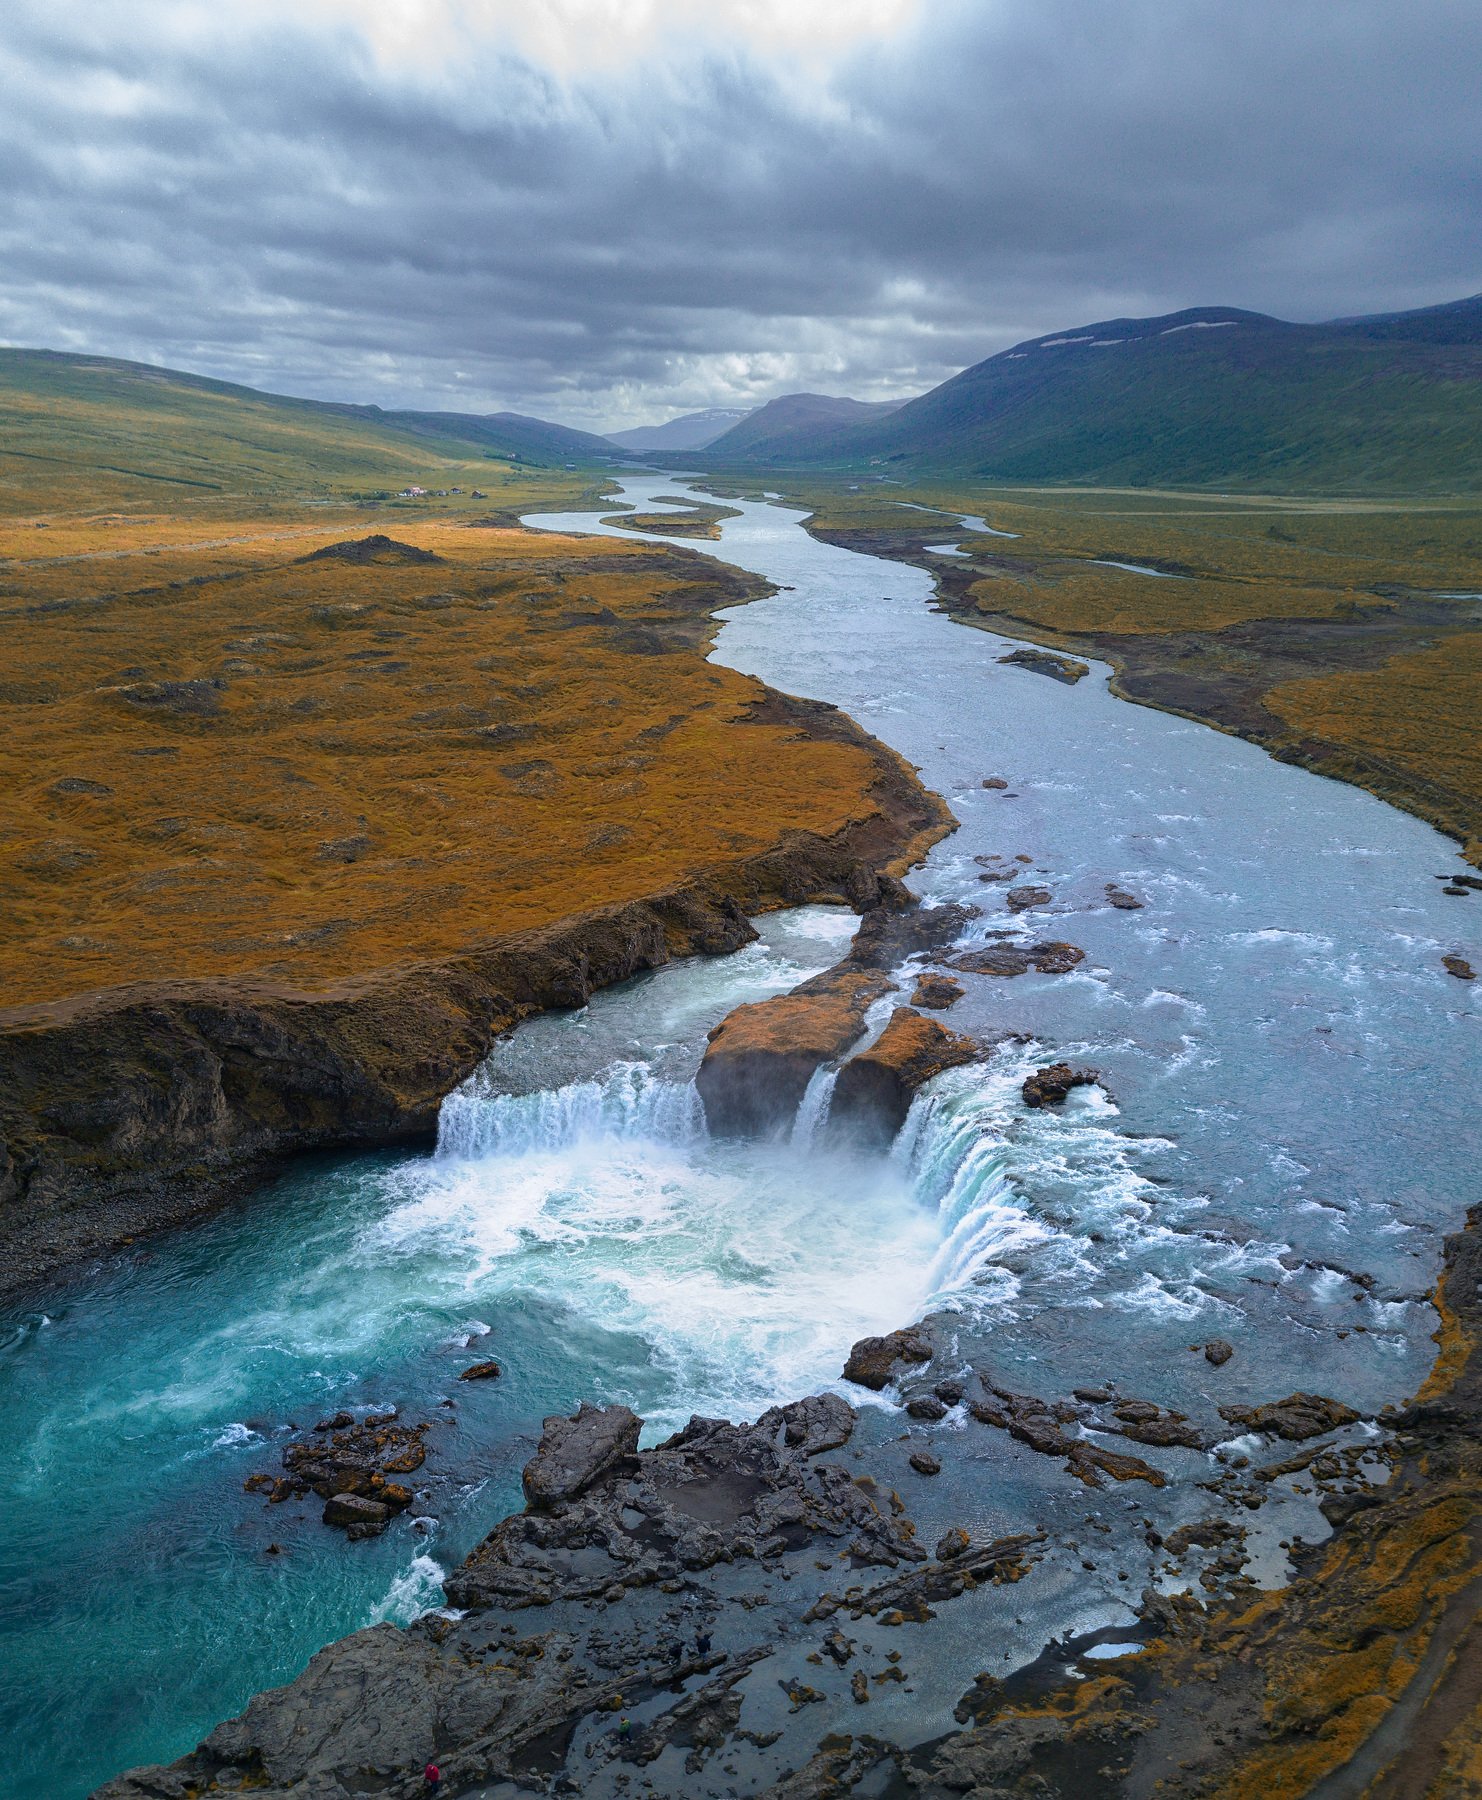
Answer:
[{"xmin": 1, "ymin": 0, "xmax": 1478, "ymax": 431}]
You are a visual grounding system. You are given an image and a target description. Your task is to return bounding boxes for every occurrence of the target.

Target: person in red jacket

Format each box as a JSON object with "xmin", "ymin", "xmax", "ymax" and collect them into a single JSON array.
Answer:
[{"xmin": 423, "ymin": 1762, "xmax": 441, "ymax": 1795}]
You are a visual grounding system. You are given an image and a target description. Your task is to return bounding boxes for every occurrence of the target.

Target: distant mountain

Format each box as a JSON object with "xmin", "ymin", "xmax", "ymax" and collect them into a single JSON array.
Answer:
[
  {"xmin": 325, "ymin": 404, "xmax": 625, "ymax": 465},
  {"xmin": 704, "ymin": 393, "xmax": 906, "ymax": 461},
  {"xmin": 701, "ymin": 296, "xmax": 1482, "ymax": 492},
  {"xmin": 607, "ymin": 407, "xmax": 755, "ymax": 452}
]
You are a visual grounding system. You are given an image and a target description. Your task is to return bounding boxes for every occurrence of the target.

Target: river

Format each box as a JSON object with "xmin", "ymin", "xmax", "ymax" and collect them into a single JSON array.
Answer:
[{"xmin": 1, "ymin": 476, "xmax": 1477, "ymax": 1798}]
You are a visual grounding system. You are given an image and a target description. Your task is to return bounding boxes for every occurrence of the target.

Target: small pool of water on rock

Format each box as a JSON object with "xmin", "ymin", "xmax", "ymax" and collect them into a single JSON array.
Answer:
[{"xmin": 3, "ymin": 476, "xmax": 1479, "ymax": 1799}]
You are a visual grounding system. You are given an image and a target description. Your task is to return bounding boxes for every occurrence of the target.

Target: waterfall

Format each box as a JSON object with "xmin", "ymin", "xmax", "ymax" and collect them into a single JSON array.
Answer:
[
  {"xmin": 893, "ymin": 1075, "xmax": 1052, "ymax": 1296},
  {"xmin": 790, "ymin": 1066, "xmax": 838, "ymax": 1146},
  {"xmin": 436, "ymin": 1060, "xmax": 705, "ymax": 1160}
]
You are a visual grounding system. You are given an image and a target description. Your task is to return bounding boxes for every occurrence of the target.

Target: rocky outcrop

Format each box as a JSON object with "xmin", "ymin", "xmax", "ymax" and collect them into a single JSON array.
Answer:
[
  {"xmin": 244, "ymin": 1411, "xmax": 430, "ymax": 1527},
  {"xmin": 1217, "ymin": 1391, "xmax": 1361, "ymax": 1441},
  {"xmin": 845, "ymin": 896, "xmax": 979, "ymax": 969},
  {"xmin": 910, "ymin": 972, "xmax": 964, "ymax": 1009},
  {"xmin": 521, "ymin": 1401, "xmax": 641, "ymax": 1510},
  {"xmin": 828, "ymin": 1007, "xmax": 983, "ymax": 1146},
  {"xmin": 1021, "ymin": 1062, "xmax": 1098, "ymax": 1108},
  {"xmin": 98, "ymin": 1385, "xmax": 1045, "ymax": 1800},
  {"xmin": 997, "ymin": 647, "xmax": 1089, "ymax": 684},
  {"xmin": 97, "ymin": 1198, "xmax": 1482, "ymax": 1800},
  {"xmin": 842, "ymin": 1325, "xmax": 934, "ymax": 1390},
  {"xmin": 966, "ymin": 1379, "xmax": 1171, "ymax": 1488},
  {"xmin": 899, "ymin": 1202, "xmax": 1482, "ymax": 1798},
  {"xmin": 953, "ymin": 940, "xmax": 1084, "ymax": 977},
  {"xmin": 695, "ymin": 963, "xmax": 896, "ymax": 1138}
]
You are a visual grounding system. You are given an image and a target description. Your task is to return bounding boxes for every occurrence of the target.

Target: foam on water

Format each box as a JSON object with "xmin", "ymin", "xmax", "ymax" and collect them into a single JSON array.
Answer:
[
  {"xmin": 437, "ymin": 1061, "xmax": 704, "ymax": 1159},
  {"xmin": 368, "ymin": 1553, "xmax": 447, "ymax": 1626}
]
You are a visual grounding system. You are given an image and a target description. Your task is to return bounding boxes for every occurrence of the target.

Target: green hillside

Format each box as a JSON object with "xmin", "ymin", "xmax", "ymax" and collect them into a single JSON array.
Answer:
[
  {"xmin": 323, "ymin": 402, "xmax": 624, "ymax": 464},
  {"xmin": 703, "ymin": 296, "xmax": 1482, "ymax": 493},
  {"xmin": 0, "ymin": 348, "xmax": 620, "ymax": 516}
]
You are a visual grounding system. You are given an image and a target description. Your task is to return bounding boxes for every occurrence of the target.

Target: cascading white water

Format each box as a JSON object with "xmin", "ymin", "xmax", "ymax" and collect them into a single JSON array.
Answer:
[
  {"xmin": 437, "ymin": 1060, "xmax": 704, "ymax": 1161},
  {"xmin": 424, "ymin": 1027, "xmax": 1173, "ymax": 1358},
  {"xmin": 789, "ymin": 1066, "xmax": 838, "ymax": 1146}
]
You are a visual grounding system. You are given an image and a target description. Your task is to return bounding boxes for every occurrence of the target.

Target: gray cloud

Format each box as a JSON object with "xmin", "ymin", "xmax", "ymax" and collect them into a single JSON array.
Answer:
[{"xmin": 0, "ymin": 0, "xmax": 1477, "ymax": 429}]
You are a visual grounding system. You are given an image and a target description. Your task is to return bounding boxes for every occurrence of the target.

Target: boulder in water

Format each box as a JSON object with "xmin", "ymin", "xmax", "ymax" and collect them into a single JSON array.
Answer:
[
  {"xmin": 458, "ymin": 1360, "xmax": 502, "ymax": 1381},
  {"xmin": 906, "ymin": 1395, "xmax": 949, "ymax": 1422},
  {"xmin": 696, "ymin": 965, "xmax": 894, "ymax": 1137},
  {"xmin": 829, "ymin": 1008, "xmax": 982, "ymax": 1147},
  {"xmin": 954, "ymin": 941, "xmax": 1084, "ymax": 977},
  {"xmin": 1217, "ymin": 1392, "xmax": 1360, "ymax": 1441},
  {"xmin": 910, "ymin": 972, "xmax": 964, "ymax": 1009},
  {"xmin": 248, "ymin": 1412, "xmax": 430, "ymax": 1527},
  {"xmin": 843, "ymin": 1326, "xmax": 934, "ymax": 1390},
  {"xmin": 1022, "ymin": 1063, "xmax": 1098, "ymax": 1109},
  {"xmin": 323, "ymin": 1493, "xmax": 390, "ymax": 1532}
]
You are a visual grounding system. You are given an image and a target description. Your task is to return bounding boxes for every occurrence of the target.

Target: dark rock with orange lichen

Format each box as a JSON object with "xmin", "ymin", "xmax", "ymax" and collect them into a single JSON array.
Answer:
[
  {"xmin": 1217, "ymin": 1391, "xmax": 1361, "ymax": 1441},
  {"xmin": 246, "ymin": 1411, "xmax": 430, "ymax": 1529},
  {"xmin": 910, "ymin": 972, "xmax": 964, "ymax": 1009},
  {"xmin": 1022, "ymin": 1061, "xmax": 1098, "ymax": 1108},
  {"xmin": 695, "ymin": 963, "xmax": 896, "ymax": 1138},
  {"xmin": 828, "ymin": 1007, "xmax": 982, "ymax": 1146}
]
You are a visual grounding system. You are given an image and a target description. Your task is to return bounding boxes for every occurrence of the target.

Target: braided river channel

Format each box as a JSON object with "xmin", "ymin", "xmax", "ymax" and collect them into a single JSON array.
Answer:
[{"xmin": 2, "ymin": 477, "xmax": 1479, "ymax": 1797}]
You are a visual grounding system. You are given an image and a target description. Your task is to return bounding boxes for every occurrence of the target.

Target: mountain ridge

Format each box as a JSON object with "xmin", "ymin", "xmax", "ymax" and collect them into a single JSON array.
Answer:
[
  {"xmin": 700, "ymin": 294, "xmax": 1482, "ymax": 491},
  {"xmin": 607, "ymin": 407, "xmax": 755, "ymax": 452}
]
